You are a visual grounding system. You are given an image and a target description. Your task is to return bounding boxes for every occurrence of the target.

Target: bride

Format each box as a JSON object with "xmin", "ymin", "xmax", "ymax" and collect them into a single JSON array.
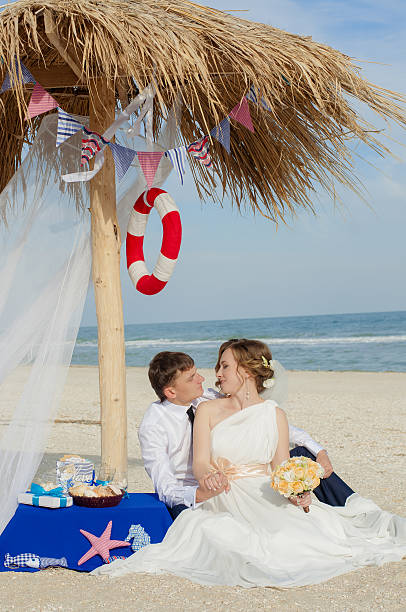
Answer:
[{"xmin": 92, "ymin": 339, "xmax": 406, "ymax": 587}]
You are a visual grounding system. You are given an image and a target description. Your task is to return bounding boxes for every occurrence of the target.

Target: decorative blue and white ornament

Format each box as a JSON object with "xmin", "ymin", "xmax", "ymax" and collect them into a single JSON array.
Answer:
[{"xmin": 125, "ymin": 524, "xmax": 151, "ymax": 552}]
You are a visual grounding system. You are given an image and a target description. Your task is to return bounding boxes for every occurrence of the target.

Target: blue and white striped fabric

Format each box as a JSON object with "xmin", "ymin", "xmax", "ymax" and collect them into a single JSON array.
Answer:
[
  {"xmin": 246, "ymin": 85, "xmax": 272, "ymax": 111},
  {"xmin": 210, "ymin": 117, "xmax": 230, "ymax": 153},
  {"xmin": 125, "ymin": 524, "xmax": 151, "ymax": 552},
  {"xmin": 56, "ymin": 109, "xmax": 84, "ymax": 147},
  {"xmin": 165, "ymin": 146, "xmax": 187, "ymax": 184},
  {"xmin": 246, "ymin": 85, "xmax": 259, "ymax": 105},
  {"xmin": 4, "ymin": 553, "xmax": 40, "ymax": 569},
  {"xmin": 108, "ymin": 142, "xmax": 136, "ymax": 181},
  {"xmin": 0, "ymin": 58, "xmax": 36, "ymax": 94},
  {"xmin": 40, "ymin": 556, "xmax": 68, "ymax": 569}
]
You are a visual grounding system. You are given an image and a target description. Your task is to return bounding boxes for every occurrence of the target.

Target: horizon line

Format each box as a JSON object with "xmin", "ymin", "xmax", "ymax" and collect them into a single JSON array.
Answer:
[{"xmin": 80, "ymin": 308, "xmax": 406, "ymax": 329}]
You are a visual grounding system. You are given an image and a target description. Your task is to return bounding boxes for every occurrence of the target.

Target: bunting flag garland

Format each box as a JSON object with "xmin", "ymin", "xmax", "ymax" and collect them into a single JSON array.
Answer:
[
  {"xmin": 13, "ymin": 69, "xmax": 264, "ymax": 182},
  {"xmin": 80, "ymin": 127, "xmax": 109, "ymax": 166},
  {"xmin": 229, "ymin": 97, "xmax": 254, "ymax": 133},
  {"xmin": 165, "ymin": 146, "xmax": 187, "ymax": 184},
  {"xmin": 81, "ymin": 137, "xmax": 101, "ymax": 166},
  {"xmin": 108, "ymin": 141, "xmax": 136, "ymax": 181},
  {"xmin": 136, "ymin": 151, "xmax": 164, "ymax": 188},
  {"xmin": 187, "ymin": 136, "xmax": 212, "ymax": 168},
  {"xmin": 56, "ymin": 109, "xmax": 83, "ymax": 147},
  {"xmin": 246, "ymin": 85, "xmax": 272, "ymax": 112},
  {"xmin": 82, "ymin": 126, "xmax": 110, "ymax": 143},
  {"xmin": 210, "ymin": 117, "xmax": 230, "ymax": 153},
  {"xmin": 246, "ymin": 85, "xmax": 259, "ymax": 105},
  {"xmin": 27, "ymin": 83, "xmax": 59, "ymax": 119},
  {"xmin": 0, "ymin": 58, "xmax": 36, "ymax": 94}
]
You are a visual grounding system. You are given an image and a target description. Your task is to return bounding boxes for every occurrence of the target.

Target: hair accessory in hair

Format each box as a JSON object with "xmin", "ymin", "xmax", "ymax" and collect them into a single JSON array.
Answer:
[
  {"xmin": 260, "ymin": 359, "xmax": 288, "ymax": 404},
  {"xmin": 261, "ymin": 356, "xmax": 275, "ymax": 370},
  {"xmin": 261, "ymin": 356, "xmax": 275, "ymax": 388}
]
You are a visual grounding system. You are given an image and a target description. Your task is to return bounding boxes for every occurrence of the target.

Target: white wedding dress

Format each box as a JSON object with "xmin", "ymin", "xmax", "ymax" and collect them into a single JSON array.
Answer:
[{"xmin": 92, "ymin": 401, "xmax": 406, "ymax": 587}]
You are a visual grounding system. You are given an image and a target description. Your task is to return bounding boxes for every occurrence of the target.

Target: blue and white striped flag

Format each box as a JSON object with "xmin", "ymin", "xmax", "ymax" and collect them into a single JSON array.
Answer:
[
  {"xmin": 246, "ymin": 85, "xmax": 258, "ymax": 105},
  {"xmin": 210, "ymin": 117, "xmax": 230, "ymax": 154},
  {"xmin": 1, "ymin": 58, "xmax": 36, "ymax": 94},
  {"xmin": 56, "ymin": 109, "xmax": 83, "ymax": 147},
  {"xmin": 165, "ymin": 146, "xmax": 187, "ymax": 184},
  {"xmin": 108, "ymin": 141, "xmax": 136, "ymax": 181},
  {"xmin": 246, "ymin": 85, "xmax": 272, "ymax": 111}
]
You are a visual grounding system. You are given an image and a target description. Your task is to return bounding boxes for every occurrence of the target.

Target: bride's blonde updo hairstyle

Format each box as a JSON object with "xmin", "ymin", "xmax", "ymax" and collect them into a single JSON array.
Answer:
[{"xmin": 215, "ymin": 338, "xmax": 274, "ymax": 392}]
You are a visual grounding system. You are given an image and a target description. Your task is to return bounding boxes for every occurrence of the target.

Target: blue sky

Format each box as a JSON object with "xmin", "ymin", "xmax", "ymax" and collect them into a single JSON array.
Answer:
[{"xmin": 82, "ymin": 2, "xmax": 406, "ymax": 324}]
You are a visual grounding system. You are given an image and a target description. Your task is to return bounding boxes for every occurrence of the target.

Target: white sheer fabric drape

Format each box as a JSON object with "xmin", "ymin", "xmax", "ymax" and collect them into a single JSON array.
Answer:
[{"xmin": 0, "ymin": 100, "xmax": 178, "ymax": 534}]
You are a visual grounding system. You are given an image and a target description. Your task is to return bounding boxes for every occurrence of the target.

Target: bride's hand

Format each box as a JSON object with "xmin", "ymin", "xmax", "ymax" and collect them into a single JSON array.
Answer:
[
  {"xmin": 200, "ymin": 471, "xmax": 229, "ymax": 493},
  {"xmin": 288, "ymin": 492, "xmax": 311, "ymax": 508}
]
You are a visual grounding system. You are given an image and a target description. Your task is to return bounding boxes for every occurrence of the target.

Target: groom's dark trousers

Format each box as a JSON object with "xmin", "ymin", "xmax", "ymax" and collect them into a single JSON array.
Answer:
[
  {"xmin": 289, "ymin": 446, "xmax": 354, "ymax": 506},
  {"xmin": 167, "ymin": 447, "xmax": 354, "ymax": 519},
  {"xmin": 167, "ymin": 504, "xmax": 188, "ymax": 520}
]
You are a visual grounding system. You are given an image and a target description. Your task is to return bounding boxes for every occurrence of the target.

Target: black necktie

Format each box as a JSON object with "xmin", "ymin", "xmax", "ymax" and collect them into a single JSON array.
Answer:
[{"xmin": 186, "ymin": 406, "xmax": 195, "ymax": 432}]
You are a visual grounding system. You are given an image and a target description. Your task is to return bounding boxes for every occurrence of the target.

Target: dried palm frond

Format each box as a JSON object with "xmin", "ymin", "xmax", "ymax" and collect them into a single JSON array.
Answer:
[{"xmin": 0, "ymin": 0, "xmax": 405, "ymax": 221}]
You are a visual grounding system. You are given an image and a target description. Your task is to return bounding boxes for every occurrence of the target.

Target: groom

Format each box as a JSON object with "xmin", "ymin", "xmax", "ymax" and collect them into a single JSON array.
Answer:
[{"xmin": 139, "ymin": 351, "xmax": 354, "ymax": 520}]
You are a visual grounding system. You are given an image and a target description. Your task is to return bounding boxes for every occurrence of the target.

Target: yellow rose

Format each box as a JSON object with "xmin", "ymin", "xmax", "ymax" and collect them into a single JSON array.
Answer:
[
  {"xmin": 278, "ymin": 480, "xmax": 290, "ymax": 495},
  {"xmin": 294, "ymin": 467, "xmax": 305, "ymax": 480},
  {"xmin": 291, "ymin": 481, "xmax": 305, "ymax": 494}
]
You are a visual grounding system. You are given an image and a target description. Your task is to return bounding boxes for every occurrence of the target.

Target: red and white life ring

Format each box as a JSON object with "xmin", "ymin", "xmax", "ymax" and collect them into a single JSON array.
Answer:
[{"xmin": 126, "ymin": 188, "xmax": 182, "ymax": 295}]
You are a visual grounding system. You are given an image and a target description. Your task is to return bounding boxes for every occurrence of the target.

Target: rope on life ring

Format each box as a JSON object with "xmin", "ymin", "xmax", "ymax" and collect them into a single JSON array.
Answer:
[{"xmin": 126, "ymin": 188, "xmax": 182, "ymax": 295}]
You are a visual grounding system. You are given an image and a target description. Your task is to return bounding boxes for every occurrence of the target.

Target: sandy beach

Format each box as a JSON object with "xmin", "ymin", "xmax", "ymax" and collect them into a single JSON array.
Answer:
[{"xmin": 0, "ymin": 367, "xmax": 405, "ymax": 611}]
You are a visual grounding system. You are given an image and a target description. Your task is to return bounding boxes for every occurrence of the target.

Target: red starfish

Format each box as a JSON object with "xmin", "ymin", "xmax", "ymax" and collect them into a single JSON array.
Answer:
[{"xmin": 78, "ymin": 520, "xmax": 130, "ymax": 565}]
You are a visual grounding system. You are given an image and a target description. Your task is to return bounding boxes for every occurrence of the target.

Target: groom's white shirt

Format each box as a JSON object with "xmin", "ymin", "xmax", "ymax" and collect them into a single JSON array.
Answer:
[{"xmin": 138, "ymin": 389, "xmax": 323, "ymax": 509}]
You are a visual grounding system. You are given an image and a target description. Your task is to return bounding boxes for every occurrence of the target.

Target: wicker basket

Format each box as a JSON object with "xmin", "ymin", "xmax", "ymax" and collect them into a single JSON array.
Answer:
[{"xmin": 70, "ymin": 491, "xmax": 124, "ymax": 508}]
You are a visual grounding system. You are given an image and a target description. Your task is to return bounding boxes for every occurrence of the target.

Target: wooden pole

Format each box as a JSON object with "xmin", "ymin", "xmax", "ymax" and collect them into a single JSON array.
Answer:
[{"xmin": 89, "ymin": 78, "xmax": 128, "ymax": 485}]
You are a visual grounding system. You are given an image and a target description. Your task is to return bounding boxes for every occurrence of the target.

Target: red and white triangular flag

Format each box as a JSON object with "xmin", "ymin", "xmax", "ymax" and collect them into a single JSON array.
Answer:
[
  {"xmin": 229, "ymin": 97, "xmax": 254, "ymax": 133},
  {"xmin": 27, "ymin": 83, "xmax": 58, "ymax": 120},
  {"xmin": 136, "ymin": 152, "xmax": 164, "ymax": 188}
]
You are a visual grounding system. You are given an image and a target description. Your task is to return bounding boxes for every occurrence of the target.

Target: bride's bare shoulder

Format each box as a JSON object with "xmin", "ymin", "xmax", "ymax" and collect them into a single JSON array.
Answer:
[{"xmin": 196, "ymin": 398, "xmax": 229, "ymax": 416}]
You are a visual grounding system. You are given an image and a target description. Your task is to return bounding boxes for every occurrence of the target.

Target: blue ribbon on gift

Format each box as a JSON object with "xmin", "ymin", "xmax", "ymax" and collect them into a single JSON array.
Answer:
[
  {"xmin": 27, "ymin": 484, "xmax": 69, "ymax": 507},
  {"xmin": 30, "ymin": 483, "xmax": 65, "ymax": 497},
  {"xmin": 34, "ymin": 497, "xmax": 69, "ymax": 507},
  {"xmin": 30, "ymin": 496, "xmax": 69, "ymax": 507}
]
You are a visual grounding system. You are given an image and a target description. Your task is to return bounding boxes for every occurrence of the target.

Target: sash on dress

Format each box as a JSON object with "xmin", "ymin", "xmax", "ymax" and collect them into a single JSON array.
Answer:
[{"xmin": 209, "ymin": 457, "xmax": 270, "ymax": 481}]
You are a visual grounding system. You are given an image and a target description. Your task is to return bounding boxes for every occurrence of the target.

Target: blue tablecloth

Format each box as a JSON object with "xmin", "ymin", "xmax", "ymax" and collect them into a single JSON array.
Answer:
[{"xmin": 0, "ymin": 493, "xmax": 172, "ymax": 573}]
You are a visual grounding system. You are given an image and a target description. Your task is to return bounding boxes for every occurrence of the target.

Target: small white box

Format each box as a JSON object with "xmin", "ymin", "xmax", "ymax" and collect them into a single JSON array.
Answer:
[{"xmin": 18, "ymin": 492, "xmax": 73, "ymax": 508}]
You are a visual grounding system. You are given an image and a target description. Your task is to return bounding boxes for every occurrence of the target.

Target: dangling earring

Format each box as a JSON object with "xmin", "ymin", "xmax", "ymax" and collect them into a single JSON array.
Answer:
[{"xmin": 245, "ymin": 379, "xmax": 250, "ymax": 401}]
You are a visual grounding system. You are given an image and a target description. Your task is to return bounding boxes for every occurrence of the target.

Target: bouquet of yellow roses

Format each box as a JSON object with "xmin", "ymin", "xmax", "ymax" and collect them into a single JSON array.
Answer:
[{"xmin": 271, "ymin": 456, "xmax": 324, "ymax": 513}]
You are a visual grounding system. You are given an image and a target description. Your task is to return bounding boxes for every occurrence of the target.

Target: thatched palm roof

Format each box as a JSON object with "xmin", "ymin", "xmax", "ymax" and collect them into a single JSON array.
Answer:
[{"xmin": 1, "ymin": 0, "xmax": 405, "ymax": 221}]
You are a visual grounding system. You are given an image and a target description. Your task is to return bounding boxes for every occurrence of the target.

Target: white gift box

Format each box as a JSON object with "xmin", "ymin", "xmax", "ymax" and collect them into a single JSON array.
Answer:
[{"xmin": 18, "ymin": 492, "xmax": 73, "ymax": 508}]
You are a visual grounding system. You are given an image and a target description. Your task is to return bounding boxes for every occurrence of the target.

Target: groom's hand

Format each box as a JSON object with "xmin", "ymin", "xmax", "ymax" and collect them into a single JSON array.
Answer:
[{"xmin": 316, "ymin": 450, "xmax": 333, "ymax": 478}]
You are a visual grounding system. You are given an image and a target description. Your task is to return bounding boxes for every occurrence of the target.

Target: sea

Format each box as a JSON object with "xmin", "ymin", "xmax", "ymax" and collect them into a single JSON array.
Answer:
[{"xmin": 73, "ymin": 310, "xmax": 406, "ymax": 372}]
